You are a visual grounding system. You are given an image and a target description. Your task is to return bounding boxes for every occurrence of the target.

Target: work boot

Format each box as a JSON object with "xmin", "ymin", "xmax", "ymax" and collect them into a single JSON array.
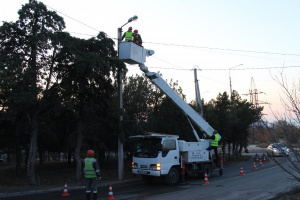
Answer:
[
  {"xmin": 86, "ymin": 192, "xmax": 91, "ymax": 200},
  {"xmin": 93, "ymin": 193, "xmax": 98, "ymax": 200}
]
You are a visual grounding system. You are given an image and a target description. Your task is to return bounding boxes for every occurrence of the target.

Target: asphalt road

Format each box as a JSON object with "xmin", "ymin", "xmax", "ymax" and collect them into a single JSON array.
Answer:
[{"xmin": 1, "ymin": 154, "xmax": 299, "ymax": 200}]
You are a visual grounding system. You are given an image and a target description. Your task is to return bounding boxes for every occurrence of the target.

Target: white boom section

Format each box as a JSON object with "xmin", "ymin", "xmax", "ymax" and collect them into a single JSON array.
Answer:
[
  {"xmin": 117, "ymin": 42, "xmax": 215, "ymax": 138},
  {"xmin": 145, "ymin": 71, "xmax": 214, "ymax": 137}
]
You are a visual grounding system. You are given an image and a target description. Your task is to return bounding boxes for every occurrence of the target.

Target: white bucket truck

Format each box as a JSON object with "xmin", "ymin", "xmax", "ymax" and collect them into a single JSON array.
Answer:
[{"xmin": 119, "ymin": 41, "xmax": 222, "ymax": 184}]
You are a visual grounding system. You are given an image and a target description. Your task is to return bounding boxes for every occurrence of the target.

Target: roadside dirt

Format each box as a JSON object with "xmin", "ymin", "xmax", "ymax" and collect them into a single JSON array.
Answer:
[{"xmin": 0, "ymin": 158, "xmax": 136, "ymax": 194}]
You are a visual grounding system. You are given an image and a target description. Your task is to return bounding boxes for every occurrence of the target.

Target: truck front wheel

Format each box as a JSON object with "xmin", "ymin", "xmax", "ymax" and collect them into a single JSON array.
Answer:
[{"xmin": 165, "ymin": 167, "xmax": 179, "ymax": 185}]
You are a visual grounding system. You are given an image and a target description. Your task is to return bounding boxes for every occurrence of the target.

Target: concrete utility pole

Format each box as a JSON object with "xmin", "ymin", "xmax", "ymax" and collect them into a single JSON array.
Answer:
[
  {"xmin": 229, "ymin": 64, "xmax": 243, "ymax": 98},
  {"xmin": 194, "ymin": 67, "xmax": 203, "ymax": 116},
  {"xmin": 117, "ymin": 15, "xmax": 138, "ymax": 180}
]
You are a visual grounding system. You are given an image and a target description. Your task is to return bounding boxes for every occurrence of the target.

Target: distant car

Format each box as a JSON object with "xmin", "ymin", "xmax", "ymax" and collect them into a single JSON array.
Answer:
[{"xmin": 267, "ymin": 143, "xmax": 290, "ymax": 157}]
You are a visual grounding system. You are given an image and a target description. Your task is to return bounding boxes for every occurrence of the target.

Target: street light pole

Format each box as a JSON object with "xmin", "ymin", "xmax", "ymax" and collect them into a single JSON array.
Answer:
[
  {"xmin": 229, "ymin": 64, "xmax": 243, "ymax": 98},
  {"xmin": 117, "ymin": 15, "xmax": 138, "ymax": 181}
]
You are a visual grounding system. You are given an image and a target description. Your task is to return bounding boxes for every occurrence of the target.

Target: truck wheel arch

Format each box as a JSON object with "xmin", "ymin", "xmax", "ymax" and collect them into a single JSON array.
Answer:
[{"xmin": 165, "ymin": 166, "xmax": 180, "ymax": 185}]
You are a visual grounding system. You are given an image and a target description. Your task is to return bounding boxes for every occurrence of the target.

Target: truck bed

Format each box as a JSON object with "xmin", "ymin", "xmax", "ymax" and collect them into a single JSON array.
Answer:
[{"xmin": 178, "ymin": 140, "xmax": 210, "ymax": 163}]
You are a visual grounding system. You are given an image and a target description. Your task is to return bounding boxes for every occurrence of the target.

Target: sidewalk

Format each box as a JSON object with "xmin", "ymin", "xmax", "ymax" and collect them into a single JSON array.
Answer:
[{"xmin": 0, "ymin": 177, "xmax": 140, "ymax": 198}]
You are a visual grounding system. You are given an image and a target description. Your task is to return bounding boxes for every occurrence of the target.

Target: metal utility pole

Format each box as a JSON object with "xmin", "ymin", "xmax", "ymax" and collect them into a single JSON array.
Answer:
[
  {"xmin": 117, "ymin": 15, "xmax": 138, "ymax": 180},
  {"xmin": 194, "ymin": 68, "xmax": 203, "ymax": 116},
  {"xmin": 243, "ymin": 77, "xmax": 267, "ymax": 142}
]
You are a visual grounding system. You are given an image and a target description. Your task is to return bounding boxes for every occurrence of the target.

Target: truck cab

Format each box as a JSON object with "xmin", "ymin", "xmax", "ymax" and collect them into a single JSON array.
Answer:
[{"xmin": 131, "ymin": 134, "xmax": 181, "ymax": 184}]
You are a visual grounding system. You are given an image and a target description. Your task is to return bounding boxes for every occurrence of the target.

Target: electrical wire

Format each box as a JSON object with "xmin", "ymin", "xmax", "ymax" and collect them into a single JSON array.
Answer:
[
  {"xmin": 45, "ymin": 4, "xmax": 300, "ymax": 59},
  {"xmin": 145, "ymin": 42, "xmax": 300, "ymax": 57},
  {"xmin": 149, "ymin": 65, "xmax": 300, "ymax": 71},
  {"xmin": 44, "ymin": 3, "xmax": 300, "ymax": 73}
]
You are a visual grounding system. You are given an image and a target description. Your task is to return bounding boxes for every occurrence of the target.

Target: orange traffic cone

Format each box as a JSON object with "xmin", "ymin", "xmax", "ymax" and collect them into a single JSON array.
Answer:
[
  {"xmin": 107, "ymin": 184, "xmax": 116, "ymax": 200},
  {"xmin": 263, "ymin": 155, "xmax": 267, "ymax": 162},
  {"xmin": 259, "ymin": 159, "xmax": 263, "ymax": 166},
  {"xmin": 61, "ymin": 182, "xmax": 70, "ymax": 196},
  {"xmin": 203, "ymin": 172, "xmax": 210, "ymax": 184},
  {"xmin": 253, "ymin": 161, "xmax": 257, "ymax": 170},
  {"xmin": 239, "ymin": 165, "xmax": 245, "ymax": 176}
]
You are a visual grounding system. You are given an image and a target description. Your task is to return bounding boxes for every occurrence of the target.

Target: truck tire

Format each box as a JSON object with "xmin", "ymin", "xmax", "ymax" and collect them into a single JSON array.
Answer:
[
  {"xmin": 200, "ymin": 164, "xmax": 212, "ymax": 179},
  {"xmin": 142, "ymin": 175, "xmax": 154, "ymax": 183},
  {"xmin": 165, "ymin": 167, "xmax": 179, "ymax": 185}
]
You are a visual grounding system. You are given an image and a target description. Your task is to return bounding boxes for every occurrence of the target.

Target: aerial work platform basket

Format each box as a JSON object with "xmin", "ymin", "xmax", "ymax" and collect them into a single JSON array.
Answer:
[{"xmin": 118, "ymin": 42, "xmax": 154, "ymax": 65}]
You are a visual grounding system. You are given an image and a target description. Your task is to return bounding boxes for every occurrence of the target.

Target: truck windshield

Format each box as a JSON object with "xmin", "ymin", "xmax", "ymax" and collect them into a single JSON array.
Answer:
[{"xmin": 133, "ymin": 138, "xmax": 162, "ymax": 158}]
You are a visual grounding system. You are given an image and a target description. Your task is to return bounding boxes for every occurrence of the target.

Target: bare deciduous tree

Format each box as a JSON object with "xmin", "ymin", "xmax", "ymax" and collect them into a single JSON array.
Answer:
[{"xmin": 263, "ymin": 70, "xmax": 300, "ymax": 181}]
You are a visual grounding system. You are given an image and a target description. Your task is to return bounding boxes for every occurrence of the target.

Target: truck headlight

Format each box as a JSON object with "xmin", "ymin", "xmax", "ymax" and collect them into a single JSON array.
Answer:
[
  {"xmin": 150, "ymin": 163, "xmax": 161, "ymax": 171},
  {"xmin": 132, "ymin": 162, "xmax": 138, "ymax": 169}
]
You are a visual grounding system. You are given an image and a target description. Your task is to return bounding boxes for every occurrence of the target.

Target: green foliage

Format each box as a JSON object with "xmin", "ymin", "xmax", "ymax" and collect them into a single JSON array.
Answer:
[
  {"xmin": 0, "ymin": 0, "xmax": 264, "ymax": 174},
  {"xmin": 204, "ymin": 90, "xmax": 263, "ymax": 154},
  {"xmin": 0, "ymin": 0, "xmax": 123, "ymax": 175}
]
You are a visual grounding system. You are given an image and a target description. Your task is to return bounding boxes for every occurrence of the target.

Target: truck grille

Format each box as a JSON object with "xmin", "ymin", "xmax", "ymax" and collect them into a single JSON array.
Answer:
[{"xmin": 140, "ymin": 165, "xmax": 148, "ymax": 169}]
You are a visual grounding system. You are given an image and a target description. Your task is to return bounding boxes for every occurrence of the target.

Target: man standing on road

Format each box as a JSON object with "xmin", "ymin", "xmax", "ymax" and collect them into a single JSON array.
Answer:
[{"xmin": 83, "ymin": 150, "xmax": 101, "ymax": 200}]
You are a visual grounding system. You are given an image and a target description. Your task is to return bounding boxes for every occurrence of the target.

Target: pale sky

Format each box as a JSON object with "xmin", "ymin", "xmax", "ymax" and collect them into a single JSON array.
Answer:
[{"xmin": 1, "ymin": 0, "xmax": 300, "ymax": 122}]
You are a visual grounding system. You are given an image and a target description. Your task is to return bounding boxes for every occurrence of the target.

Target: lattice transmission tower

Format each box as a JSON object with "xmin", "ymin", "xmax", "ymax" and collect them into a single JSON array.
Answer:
[{"xmin": 243, "ymin": 77, "xmax": 267, "ymax": 142}]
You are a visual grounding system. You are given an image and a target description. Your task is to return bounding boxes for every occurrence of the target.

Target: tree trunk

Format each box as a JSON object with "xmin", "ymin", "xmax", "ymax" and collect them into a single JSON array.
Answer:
[
  {"xmin": 228, "ymin": 143, "xmax": 231, "ymax": 160},
  {"xmin": 238, "ymin": 142, "xmax": 243, "ymax": 157},
  {"xmin": 74, "ymin": 121, "xmax": 83, "ymax": 182},
  {"xmin": 15, "ymin": 128, "xmax": 22, "ymax": 177},
  {"xmin": 38, "ymin": 142, "xmax": 43, "ymax": 165},
  {"xmin": 27, "ymin": 118, "xmax": 38, "ymax": 186},
  {"xmin": 7, "ymin": 146, "xmax": 10, "ymax": 163}
]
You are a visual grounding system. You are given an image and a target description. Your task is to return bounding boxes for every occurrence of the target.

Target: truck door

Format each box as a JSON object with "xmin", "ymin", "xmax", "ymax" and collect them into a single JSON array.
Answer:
[{"xmin": 160, "ymin": 139, "xmax": 180, "ymax": 175}]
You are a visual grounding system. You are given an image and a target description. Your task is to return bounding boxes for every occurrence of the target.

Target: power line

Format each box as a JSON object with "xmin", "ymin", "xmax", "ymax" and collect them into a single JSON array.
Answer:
[
  {"xmin": 45, "ymin": 4, "xmax": 300, "ymax": 59},
  {"xmin": 46, "ymin": 5, "xmax": 99, "ymax": 33},
  {"xmin": 144, "ymin": 42, "xmax": 300, "ymax": 57},
  {"xmin": 150, "ymin": 66, "xmax": 300, "ymax": 71},
  {"xmin": 202, "ymin": 66, "xmax": 300, "ymax": 71}
]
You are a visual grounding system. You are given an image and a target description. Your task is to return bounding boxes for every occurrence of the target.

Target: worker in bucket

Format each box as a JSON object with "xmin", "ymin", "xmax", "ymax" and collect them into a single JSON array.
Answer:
[
  {"xmin": 133, "ymin": 29, "xmax": 142, "ymax": 45},
  {"xmin": 205, "ymin": 130, "xmax": 220, "ymax": 167},
  {"xmin": 83, "ymin": 150, "xmax": 101, "ymax": 200},
  {"xmin": 121, "ymin": 26, "xmax": 133, "ymax": 42}
]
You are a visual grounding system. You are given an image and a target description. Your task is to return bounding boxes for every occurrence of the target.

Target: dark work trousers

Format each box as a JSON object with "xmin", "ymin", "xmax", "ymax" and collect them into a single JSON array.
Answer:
[{"xmin": 207, "ymin": 146, "xmax": 219, "ymax": 166}]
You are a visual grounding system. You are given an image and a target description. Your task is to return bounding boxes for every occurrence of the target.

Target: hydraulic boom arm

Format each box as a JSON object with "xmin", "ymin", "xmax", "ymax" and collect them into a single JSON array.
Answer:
[
  {"xmin": 118, "ymin": 41, "xmax": 215, "ymax": 140},
  {"xmin": 143, "ymin": 70, "xmax": 214, "ymax": 138}
]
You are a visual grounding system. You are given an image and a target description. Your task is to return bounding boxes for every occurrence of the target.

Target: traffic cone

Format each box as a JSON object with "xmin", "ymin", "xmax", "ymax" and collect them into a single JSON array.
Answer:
[
  {"xmin": 61, "ymin": 182, "xmax": 70, "ymax": 196},
  {"xmin": 259, "ymin": 159, "xmax": 263, "ymax": 166},
  {"xmin": 203, "ymin": 172, "xmax": 210, "ymax": 184},
  {"xmin": 263, "ymin": 155, "xmax": 267, "ymax": 162},
  {"xmin": 253, "ymin": 161, "xmax": 257, "ymax": 170},
  {"xmin": 107, "ymin": 184, "xmax": 116, "ymax": 200},
  {"xmin": 239, "ymin": 165, "xmax": 245, "ymax": 176}
]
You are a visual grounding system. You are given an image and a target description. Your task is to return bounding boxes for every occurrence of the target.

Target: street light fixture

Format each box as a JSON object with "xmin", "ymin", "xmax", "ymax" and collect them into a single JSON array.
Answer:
[
  {"xmin": 117, "ymin": 15, "xmax": 138, "ymax": 181},
  {"xmin": 229, "ymin": 64, "xmax": 243, "ymax": 98}
]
